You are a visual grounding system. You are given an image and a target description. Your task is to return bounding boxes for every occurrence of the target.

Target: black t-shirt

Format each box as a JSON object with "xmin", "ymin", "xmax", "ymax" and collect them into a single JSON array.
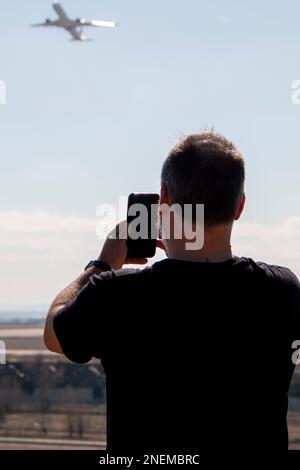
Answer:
[{"xmin": 53, "ymin": 256, "xmax": 300, "ymax": 454}]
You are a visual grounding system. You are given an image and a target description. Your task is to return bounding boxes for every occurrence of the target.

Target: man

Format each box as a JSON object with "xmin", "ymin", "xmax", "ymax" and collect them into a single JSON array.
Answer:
[{"xmin": 44, "ymin": 132, "xmax": 300, "ymax": 455}]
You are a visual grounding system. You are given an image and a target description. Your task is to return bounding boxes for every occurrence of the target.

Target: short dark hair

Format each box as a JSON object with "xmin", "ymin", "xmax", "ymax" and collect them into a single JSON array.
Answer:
[{"xmin": 161, "ymin": 131, "xmax": 245, "ymax": 226}]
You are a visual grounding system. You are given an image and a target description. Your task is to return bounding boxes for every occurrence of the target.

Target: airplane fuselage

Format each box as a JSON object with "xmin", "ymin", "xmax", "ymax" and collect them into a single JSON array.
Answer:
[{"xmin": 47, "ymin": 19, "xmax": 81, "ymax": 30}]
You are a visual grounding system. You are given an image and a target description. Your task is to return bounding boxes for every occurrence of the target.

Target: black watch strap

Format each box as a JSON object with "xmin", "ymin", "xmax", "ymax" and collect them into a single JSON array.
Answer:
[{"xmin": 85, "ymin": 260, "xmax": 111, "ymax": 272}]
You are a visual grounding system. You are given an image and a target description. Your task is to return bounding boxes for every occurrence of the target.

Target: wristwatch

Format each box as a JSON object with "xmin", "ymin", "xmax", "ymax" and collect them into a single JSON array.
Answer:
[{"xmin": 85, "ymin": 260, "xmax": 112, "ymax": 272}]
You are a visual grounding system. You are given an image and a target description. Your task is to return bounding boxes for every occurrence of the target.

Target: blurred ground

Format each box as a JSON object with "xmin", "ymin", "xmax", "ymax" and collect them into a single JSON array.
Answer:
[{"xmin": 0, "ymin": 322, "xmax": 106, "ymax": 450}]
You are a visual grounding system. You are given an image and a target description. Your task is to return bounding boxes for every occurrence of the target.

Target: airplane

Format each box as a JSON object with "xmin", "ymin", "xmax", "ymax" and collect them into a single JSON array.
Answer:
[{"xmin": 32, "ymin": 2, "xmax": 117, "ymax": 42}]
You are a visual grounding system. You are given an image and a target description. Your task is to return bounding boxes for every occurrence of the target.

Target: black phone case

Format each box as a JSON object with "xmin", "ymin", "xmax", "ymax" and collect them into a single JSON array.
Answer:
[{"xmin": 126, "ymin": 193, "xmax": 159, "ymax": 259}]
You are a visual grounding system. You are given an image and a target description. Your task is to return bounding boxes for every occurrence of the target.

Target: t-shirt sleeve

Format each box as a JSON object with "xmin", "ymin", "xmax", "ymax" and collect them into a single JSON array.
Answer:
[
  {"xmin": 257, "ymin": 262, "xmax": 300, "ymax": 337},
  {"xmin": 272, "ymin": 266, "xmax": 300, "ymax": 341},
  {"xmin": 285, "ymin": 269, "xmax": 300, "ymax": 341},
  {"xmin": 53, "ymin": 272, "xmax": 113, "ymax": 364}
]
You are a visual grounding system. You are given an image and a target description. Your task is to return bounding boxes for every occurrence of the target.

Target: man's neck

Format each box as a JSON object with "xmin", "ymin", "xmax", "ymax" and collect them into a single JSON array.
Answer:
[{"xmin": 165, "ymin": 223, "xmax": 233, "ymax": 264}]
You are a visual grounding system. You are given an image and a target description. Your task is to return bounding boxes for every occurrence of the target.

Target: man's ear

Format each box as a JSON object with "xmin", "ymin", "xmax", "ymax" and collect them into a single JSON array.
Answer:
[
  {"xmin": 160, "ymin": 183, "xmax": 170, "ymax": 205},
  {"xmin": 235, "ymin": 193, "xmax": 246, "ymax": 221}
]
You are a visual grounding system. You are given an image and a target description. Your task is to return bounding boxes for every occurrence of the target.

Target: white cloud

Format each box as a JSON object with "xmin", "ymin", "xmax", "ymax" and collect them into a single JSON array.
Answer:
[
  {"xmin": 233, "ymin": 217, "xmax": 300, "ymax": 276},
  {"xmin": 0, "ymin": 210, "xmax": 102, "ymax": 309},
  {"xmin": 0, "ymin": 210, "xmax": 95, "ymax": 234},
  {"xmin": 0, "ymin": 210, "xmax": 300, "ymax": 309}
]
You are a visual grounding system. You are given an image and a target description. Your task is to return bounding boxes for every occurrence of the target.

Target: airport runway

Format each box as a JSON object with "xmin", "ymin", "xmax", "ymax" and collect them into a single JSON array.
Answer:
[{"xmin": 0, "ymin": 328, "xmax": 43, "ymax": 338}]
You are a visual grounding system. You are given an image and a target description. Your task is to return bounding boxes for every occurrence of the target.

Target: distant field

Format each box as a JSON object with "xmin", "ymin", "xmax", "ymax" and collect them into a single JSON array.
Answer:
[
  {"xmin": 0, "ymin": 322, "xmax": 43, "ymax": 329},
  {"xmin": 0, "ymin": 405, "xmax": 106, "ymax": 447},
  {"xmin": 0, "ymin": 322, "xmax": 106, "ymax": 449},
  {"xmin": 0, "ymin": 324, "xmax": 45, "ymax": 351},
  {"xmin": 0, "ymin": 329, "xmax": 43, "ymax": 337},
  {"xmin": 288, "ymin": 412, "xmax": 300, "ymax": 449}
]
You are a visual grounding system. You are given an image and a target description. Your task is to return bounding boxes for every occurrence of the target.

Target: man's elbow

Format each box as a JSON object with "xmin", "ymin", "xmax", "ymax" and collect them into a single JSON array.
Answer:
[
  {"xmin": 44, "ymin": 330, "xmax": 54, "ymax": 353},
  {"xmin": 44, "ymin": 316, "xmax": 63, "ymax": 354}
]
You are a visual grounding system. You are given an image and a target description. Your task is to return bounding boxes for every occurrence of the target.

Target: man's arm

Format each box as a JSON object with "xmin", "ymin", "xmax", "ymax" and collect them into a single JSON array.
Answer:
[
  {"xmin": 44, "ymin": 222, "xmax": 151, "ymax": 355},
  {"xmin": 44, "ymin": 266, "xmax": 102, "ymax": 354}
]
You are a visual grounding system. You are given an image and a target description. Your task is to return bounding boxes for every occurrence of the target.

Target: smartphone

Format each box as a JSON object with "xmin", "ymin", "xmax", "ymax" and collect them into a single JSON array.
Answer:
[{"xmin": 126, "ymin": 193, "xmax": 160, "ymax": 259}]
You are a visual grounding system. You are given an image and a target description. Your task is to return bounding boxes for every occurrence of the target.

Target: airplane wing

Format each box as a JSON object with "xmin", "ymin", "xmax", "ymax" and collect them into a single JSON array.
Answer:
[
  {"xmin": 79, "ymin": 19, "xmax": 117, "ymax": 28},
  {"xmin": 68, "ymin": 27, "xmax": 92, "ymax": 42},
  {"xmin": 31, "ymin": 21, "xmax": 58, "ymax": 27},
  {"xmin": 69, "ymin": 27, "xmax": 83, "ymax": 40},
  {"xmin": 53, "ymin": 2, "xmax": 70, "ymax": 21}
]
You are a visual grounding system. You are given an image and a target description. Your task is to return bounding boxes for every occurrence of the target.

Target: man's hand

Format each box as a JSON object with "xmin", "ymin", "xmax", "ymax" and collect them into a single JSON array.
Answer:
[{"xmin": 98, "ymin": 221, "xmax": 165, "ymax": 270}]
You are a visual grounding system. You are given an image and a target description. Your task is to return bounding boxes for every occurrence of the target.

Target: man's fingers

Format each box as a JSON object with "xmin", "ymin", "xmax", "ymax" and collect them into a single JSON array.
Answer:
[
  {"xmin": 156, "ymin": 239, "xmax": 166, "ymax": 251},
  {"xmin": 125, "ymin": 258, "xmax": 148, "ymax": 265}
]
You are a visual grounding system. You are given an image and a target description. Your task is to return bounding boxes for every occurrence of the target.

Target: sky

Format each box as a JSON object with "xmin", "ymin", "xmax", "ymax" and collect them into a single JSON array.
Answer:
[{"xmin": 1, "ymin": 0, "xmax": 300, "ymax": 310}]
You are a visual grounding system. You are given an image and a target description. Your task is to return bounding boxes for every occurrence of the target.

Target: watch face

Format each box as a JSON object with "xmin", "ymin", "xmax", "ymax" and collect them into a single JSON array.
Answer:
[
  {"xmin": 85, "ymin": 260, "xmax": 111, "ymax": 272},
  {"xmin": 95, "ymin": 260, "xmax": 111, "ymax": 271}
]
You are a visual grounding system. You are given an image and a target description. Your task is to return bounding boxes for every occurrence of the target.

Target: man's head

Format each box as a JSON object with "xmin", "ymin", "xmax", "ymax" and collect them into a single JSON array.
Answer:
[{"xmin": 161, "ymin": 131, "xmax": 245, "ymax": 227}]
